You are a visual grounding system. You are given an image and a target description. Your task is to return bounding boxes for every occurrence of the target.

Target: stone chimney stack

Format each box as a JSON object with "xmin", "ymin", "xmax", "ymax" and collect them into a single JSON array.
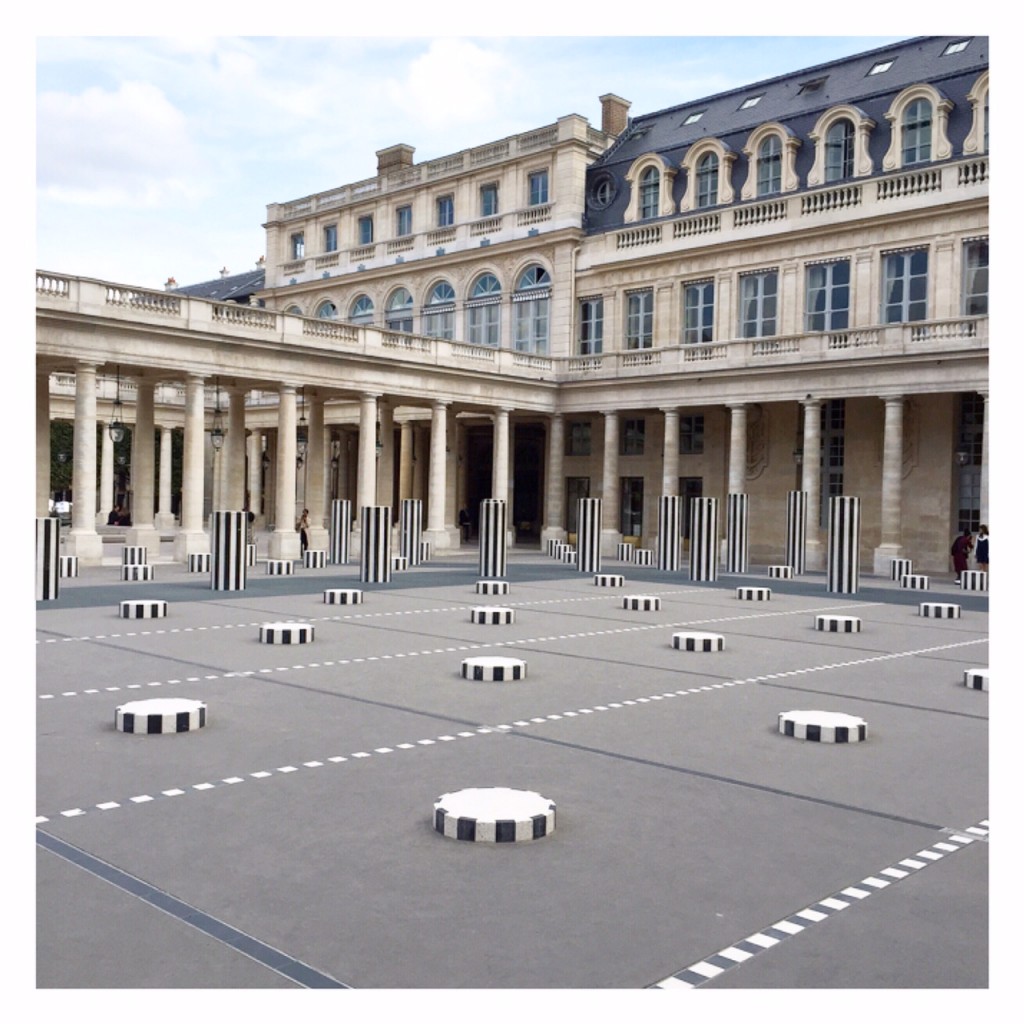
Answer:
[
  {"xmin": 599, "ymin": 94, "xmax": 631, "ymax": 137},
  {"xmin": 164, "ymin": 276, "xmax": 177, "ymax": 291},
  {"xmin": 219, "ymin": 266, "xmax": 230, "ymax": 278},
  {"xmin": 376, "ymin": 144, "xmax": 416, "ymax": 175}
]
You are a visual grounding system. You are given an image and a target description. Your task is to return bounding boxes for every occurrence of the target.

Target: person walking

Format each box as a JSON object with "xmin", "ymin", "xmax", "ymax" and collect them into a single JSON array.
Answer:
[
  {"xmin": 951, "ymin": 527, "xmax": 973, "ymax": 584},
  {"xmin": 297, "ymin": 508, "xmax": 311, "ymax": 554},
  {"xmin": 974, "ymin": 524, "xmax": 988, "ymax": 574}
]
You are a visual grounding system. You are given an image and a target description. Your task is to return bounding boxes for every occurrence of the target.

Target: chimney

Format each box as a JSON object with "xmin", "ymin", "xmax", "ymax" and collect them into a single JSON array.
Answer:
[
  {"xmin": 164, "ymin": 276, "xmax": 177, "ymax": 291},
  {"xmin": 256, "ymin": 256, "xmax": 265, "ymax": 268},
  {"xmin": 376, "ymin": 144, "xmax": 415, "ymax": 175},
  {"xmin": 220, "ymin": 266, "xmax": 230, "ymax": 278},
  {"xmin": 599, "ymin": 94, "xmax": 631, "ymax": 137}
]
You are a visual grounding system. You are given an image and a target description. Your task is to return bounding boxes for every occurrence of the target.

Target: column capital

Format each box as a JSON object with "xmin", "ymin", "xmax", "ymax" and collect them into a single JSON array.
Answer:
[{"xmin": 431, "ymin": 399, "xmax": 451, "ymax": 411}]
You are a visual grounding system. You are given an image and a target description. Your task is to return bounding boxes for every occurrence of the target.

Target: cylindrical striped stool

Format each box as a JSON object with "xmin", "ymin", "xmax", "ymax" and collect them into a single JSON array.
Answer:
[
  {"xmin": 419, "ymin": 541, "xmax": 431, "ymax": 563},
  {"xmin": 121, "ymin": 564, "xmax": 153, "ymax": 581},
  {"xmin": 633, "ymin": 549, "xmax": 653, "ymax": 566},
  {"xmin": 623, "ymin": 595, "xmax": 660, "ymax": 611},
  {"xmin": 778, "ymin": 710, "xmax": 867, "ymax": 743},
  {"xmin": 259, "ymin": 622, "xmax": 314, "ymax": 644},
  {"xmin": 737, "ymin": 586, "xmax": 770, "ymax": 600},
  {"xmin": 59, "ymin": 555, "xmax": 78, "ymax": 578},
  {"xmin": 920, "ymin": 603, "xmax": 961, "ymax": 619},
  {"xmin": 617, "ymin": 543, "xmax": 635, "ymax": 561},
  {"xmin": 815, "ymin": 615, "xmax": 862, "ymax": 633},
  {"xmin": 560, "ymin": 547, "xmax": 576, "ymax": 563},
  {"xmin": 470, "ymin": 606, "xmax": 514, "ymax": 625},
  {"xmin": 900, "ymin": 574, "xmax": 930, "ymax": 590},
  {"xmin": 461, "ymin": 657, "xmax": 527, "ymax": 682},
  {"xmin": 890, "ymin": 557, "xmax": 913, "ymax": 581},
  {"xmin": 434, "ymin": 787, "xmax": 555, "ymax": 843},
  {"xmin": 324, "ymin": 589, "xmax": 363, "ymax": 605},
  {"xmin": 303, "ymin": 550, "xmax": 326, "ymax": 568},
  {"xmin": 392, "ymin": 555, "xmax": 409, "ymax": 571},
  {"xmin": 119, "ymin": 599, "xmax": 168, "ymax": 619},
  {"xmin": 767, "ymin": 565, "xmax": 792, "ymax": 579},
  {"xmin": 961, "ymin": 571, "xmax": 988, "ymax": 591},
  {"xmin": 964, "ymin": 668, "xmax": 988, "ymax": 691},
  {"xmin": 121, "ymin": 546, "xmax": 148, "ymax": 566},
  {"xmin": 187, "ymin": 553, "xmax": 211, "ymax": 573},
  {"xmin": 594, "ymin": 574, "xmax": 624, "ymax": 587},
  {"xmin": 266, "ymin": 560, "xmax": 293, "ymax": 576},
  {"xmin": 36, "ymin": 517, "xmax": 60, "ymax": 600},
  {"xmin": 476, "ymin": 580, "xmax": 510, "ymax": 595},
  {"xmin": 116, "ymin": 698, "xmax": 206, "ymax": 735},
  {"xmin": 672, "ymin": 632, "xmax": 724, "ymax": 652},
  {"xmin": 246, "ymin": 543, "xmax": 258, "ymax": 567}
]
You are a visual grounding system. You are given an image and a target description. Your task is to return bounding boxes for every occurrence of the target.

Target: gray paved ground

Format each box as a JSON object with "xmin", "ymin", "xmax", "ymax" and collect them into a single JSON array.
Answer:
[{"xmin": 35, "ymin": 545, "xmax": 990, "ymax": 999}]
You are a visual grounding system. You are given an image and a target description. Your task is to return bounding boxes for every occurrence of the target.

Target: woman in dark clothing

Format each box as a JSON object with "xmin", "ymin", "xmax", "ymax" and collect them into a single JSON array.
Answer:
[
  {"xmin": 974, "ymin": 525, "xmax": 988, "ymax": 573},
  {"xmin": 951, "ymin": 528, "xmax": 973, "ymax": 583}
]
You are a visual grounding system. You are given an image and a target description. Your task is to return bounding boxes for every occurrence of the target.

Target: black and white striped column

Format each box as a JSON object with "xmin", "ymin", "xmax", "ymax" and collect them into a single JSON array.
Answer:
[
  {"xmin": 36, "ymin": 517, "xmax": 59, "ymax": 601},
  {"xmin": 726, "ymin": 493, "xmax": 748, "ymax": 574},
  {"xmin": 360, "ymin": 506, "xmax": 392, "ymax": 583},
  {"xmin": 211, "ymin": 510, "xmax": 246, "ymax": 591},
  {"xmin": 329, "ymin": 499, "xmax": 351, "ymax": 565},
  {"xmin": 479, "ymin": 499, "xmax": 507, "ymax": 579},
  {"xmin": 575, "ymin": 498, "xmax": 602, "ymax": 573},
  {"xmin": 827, "ymin": 496, "xmax": 860, "ymax": 594},
  {"xmin": 688, "ymin": 497, "xmax": 719, "ymax": 582},
  {"xmin": 786, "ymin": 491, "xmax": 807, "ymax": 575},
  {"xmin": 400, "ymin": 498, "xmax": 423, "ymax": 566},
  {"xmin": 657, "ymin": 495, "xmax": 682, "ymax": 572}
]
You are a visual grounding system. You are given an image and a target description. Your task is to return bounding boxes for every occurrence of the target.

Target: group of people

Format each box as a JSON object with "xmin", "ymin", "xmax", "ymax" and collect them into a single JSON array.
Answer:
[
  {"xmin": 106, "ymin": 505, "xmax": 131, "ymax": 526},
  {"xmin": 951, "ymin": 524, "xmax": 989, "ymax": 583}
]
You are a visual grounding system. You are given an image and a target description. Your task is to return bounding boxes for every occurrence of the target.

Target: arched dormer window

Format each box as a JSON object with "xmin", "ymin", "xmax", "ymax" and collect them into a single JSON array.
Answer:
[
  {"xmin": 740, "ymin": 123, "xmax": 800, "ymax": 201},
  {"xmin": 639, "ymin": 167, "xmax": 660, "ymax": 219},
  {"xmin": 825, "ymin": 120, "xmax": 855, "ymax": 181},
  {"xmin": 696, "ymin": 154, "xmax": 718, "ymax": 207},
  {"xmin": 679, "ymin": 138, "xmax": 737, "ymax": 213},
  {"xmin": 316, "ymin": 300, "xmax": 338, "ymax": 319},
  {"xmin": 466, "ymin": 272, "xmax": 501, "ymax": 347},
  {"xmin": 807, "ymin": 105, "xmax": 875, "ymax": 186},
  {"xmin": 757, "ymin": 135, "xmax": 782, "ymax": 195},
  {"xmin": 349, "ymin": 294, "xmax": 374, "ymax": 325},
  {"xmin": 385, "ymin": 288, "xmax": 414, "ymax": 332},
  {"xmin": 964, "ymin": 71, "xmax": 990, "ymax": 156},
  {"xmin": 513, "ymin": 264, "xmax": 551, "ymax": 355},
  {"xmin": 882, "ymin": 84, "xmax": 953, "ymax": 171},
  {"xmin": 423, "ymin": 280, "xmax": 456, "ymax": 340},
  {"xmin": 623, "ymin": 154, "xmax": 677, "ymax": 223}
]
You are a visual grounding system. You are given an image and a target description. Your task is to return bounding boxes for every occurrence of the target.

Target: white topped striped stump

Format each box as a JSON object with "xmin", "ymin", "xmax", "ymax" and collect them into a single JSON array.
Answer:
[
  {"xmin": 419, "ymin": 541, "xmax": 431, "ymax": 563},
  {"xmin": 324, "ymin": 588, "xmax": 363, "ymax": 605},
  {"xmin": 266, "ymin": 559, "xmax": 293, "ymax": 576},
  {"xmin": 594, "ymin": 574, "xmax": 625, "ymax": 587},
  {"xmin": 246, "ymin": 543, "xmax": 258, "ymax": 567},
  {"xmin": 633, "ymin": 548, "xmax": 654, "ymax": 566},
  {"xmin": 900, "ymin": 574, "xmax": 930, "ymax": 590},
  {"xmin": 121, "ymin": 545, "xmax": 148, "ymax": 566},
  {"xmin": 617, "ymin": 543, "xmax": 635, "ymax": 562},
  {"xmin": 187, "ymin": 553, "xmax": 211, "ymax": 573},
  {"xmin": 461, "ymin": 656, "xmax": 527, "ymax": 682},
  {"xmin": 890, "ymin": 557, "xmax": 913, "ymax": 581},
  {"xmin": 920, "ymin": 602, "xmax": 961, "ymax": 619},
  {"xmin": 778, "ymin": 710, "xmax": 867, "ymax": 744},
  {"xmin": 259, "ymin": 622, "xmax": 314, "ymax": 644},
  {"xmin": 560, "ymin": 547, "xmax": 576, "ymax": 564},
  {"xmin": 470, "ymin": 606, "xmax": 515, "ymax": 625},
  {"xmin": 767, "ymin": 565, "xmax": 793, "ymax": 579},
  {"xmin": 392, "ymin": 555, "xmax": 409, "ymax": 571},
  {"xmin": 434, "ymin": 787, "xmax": 555, "ymax": 843},
  {"xmin": 59, "ymin": 555, "xmax": 78, "ymax": 578},
  {"xmin": 623, "ymin": 595, "xmax": 660, "ymax": 611},
  {"xmin": 36, "ymin": 517, "xmax": 60, "ymax": 600},
  {"xmin": 116, "ymin": 698, "xmax": 207, "ymax": 735},
  {"xmin": 121, "ymin": 564, "xmax": 154, "ymax": 581},
  {"xmin": 961, "ymin": 571, "xmax": 988, "ymax": 591},
  {"xmin": 476, "ymin": 580, "xmax": 510, "ymax": 595},
  {"xmin": 119, "ymin": 599, "xmax": 168, "ymax": 619},
  {"xmin": 303, "ymin": 549, "xmax": 326, "ymax": 568},
  {"xmin": 964, "ymin": 668, "xmax": 989, "ymax": 691},
  {"xmin": 672, "ymin": 632, "xmax": 724, "ymax": 652},
  {"xmin": 737, "ymin": 586, "xmax": 771, "ymax": 601},
  {"xmin": 815, "ymin": 614, "xmax": 862, "ymax": 633}
]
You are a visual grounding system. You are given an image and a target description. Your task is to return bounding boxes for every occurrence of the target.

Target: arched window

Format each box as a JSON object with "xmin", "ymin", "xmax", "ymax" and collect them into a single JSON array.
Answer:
[
  {"xmin": 757, "ymin": 135, "xmax": 782, "ymax": 196},
  {"xmin": 349, "ymin": 294, "xmax": 374, "ymax": 325},
  {"xmin": 639, "ymin": 166, "xmax": 660, "ymax": 219},
  {"xmin": 316, "ymin": 300, "xmax": 338, "ymax": 319},
  {"xmin": 385, "ymin": 288, "xmax": 414, "ymax": 332},
  {"xmin": 423, "ymin": 280, "xmax": 456, "ymax": 340},
  {"xmin": 902, "ymin": 98, "xmax": 932, "ymax": 164},
  {"xmin": 696, "ymin": 153, "xmax": 719, "ymax": 208},
  {"xmin": 513, "ymin": 265, "xmax": 551, "ymax": 355},
  {"xmin": 466, "ymin": 273, "xmax": 501, "ymax": 346},
  {"xmin": 825, "ymin": 119, "xmax": 855, "ymax": 182},
  {"xmin": 285, "ymin": 304, "xmax": 303, "ymax": 316}
]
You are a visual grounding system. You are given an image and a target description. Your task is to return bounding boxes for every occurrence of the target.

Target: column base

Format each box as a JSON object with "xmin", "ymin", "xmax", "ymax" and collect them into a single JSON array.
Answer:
[
  {"xmin": 308, "ymin": 526, "xmax": 329, "ymax": 551},
  {"xmin": 872, "ymin": 543, "xmax": 904, "ymax": 576},
  {"xmin": 599, "ymin": 529, "xmax": 622, "ymax": 557},
  {"xmin": 805, "ymin": 537, "xmax": 826, "ymax": 572},
  {"xmin": 154, "ymin": 512, "xmax": 176, "ymax": 530},
  {"xmin": 173, "ymin": 530, "xmax": 210, "ymax": 560},
  {"xmin": 424, "ymin": 527, "xmax": 459, "ymax": 552},
  {"xmin": 127, "ymin": 526, "xmax": 162, "ymax": 561},
  {"xmin": 540, "ymin": 527, "xmax": 567, "ymax": 547},
  {"xmin": 269, "ymin": 529, "xmax": 301, "ymax": 560},
  {"xmin": 63, "ymin": 530, "xmax": 104, "ymax": 565}
]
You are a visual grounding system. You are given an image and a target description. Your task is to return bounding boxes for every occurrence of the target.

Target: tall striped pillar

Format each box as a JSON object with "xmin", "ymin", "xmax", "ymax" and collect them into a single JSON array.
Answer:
[
  {"xmin": 479, "ymin": 499, "xmax": 507, "ymax": 578},
  {"xmin": 726, "ymin": 493, "xmax": 748, "ymax": 573},
  {"xmin": 576, "ymin": 497, "xmax": 602, "ymax": 572},
  {"xmin": 827, "ymin": 496, "xmax": 860, "ymax": 594},
  {"xmin": 786, "ymin": 491, "xmax": 808, "ymax": 575},
  {"xmin": 360, "ymin": 506, "xmax": 392, "ymax": 583},
  {"xmin": 211, "ymin": 510, "xmax": 247, "ymax": 591},
  {"xmin": 400, "ymin": 498, "xmax": 423, "ymax": 566},
  {"xmin": 329, "ymin": 499, "xmax": 351, "ymax": 565},
  {"xmin": 657, "ymin": 496, "xmax": 682, "ymax": 571},
  {"xmin": 36, "ymin": 517, "xmax": 59, "ymax": 601},
  {"xmin": 688, "ymin": 497, "xmax": 719, "ymax": 582}
]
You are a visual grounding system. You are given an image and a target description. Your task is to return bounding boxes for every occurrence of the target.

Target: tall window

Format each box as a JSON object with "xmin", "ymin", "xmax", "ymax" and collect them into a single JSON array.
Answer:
[
  {"xmin": 578, "ymin": 298, "xmax": 604, "ymax": 355},
  {"xmin": 565, "ymin": 477, "xmax": 590, "ymax": 532},
  {"xmin": 957, "ymin": 392, "xmax": 984, "ymax": 533},
  {"xmin": 349, "ymin": 294, "xmax": 374, "ymax": 325},
  {"xmin": 757, "ymin": 135, "xmax": 782, "ymax": 196},
  {"xmin": 963, "ymin": 240, "xmax": 988, "ymax": 316},
  {"xmin": 683, "ymin": 281, "xmax": 714, "ymax": 344},
  {"xmin": 357, "ymin": 216, "xmax": 374, "ymax": 246},
  {"xmin": 902, "ymin": 99, "xmax": 932, "ymax": 164},
  {"xmin": 528, "ymin": 170, "xmax": 549, "ymax": 206},
  {"xmin": 396, "ymin": 205, "xmax": 412, "ymax": 237},
  {"xmin": 883, "ymin": 250, "xmax": 928, "ymax": 323},
  {"xmin": 290, "ymin": 232, "xmax": 305, "ymax": 259},
  {"xmin": 480, "ymin": 183, "xmax": 499, "ymax": 217},
  {"xmin": 566, "ymin": 421, "xmax": 591, "ymax": 456},
  {"xmin": 639, "ymin": 166, "xmax": 660, "ymax": 219},
  {"xmin": 467, "ymin": 273, "xmax": 501, "ymax": 346},
  {"xmin": 423, "ymin": 281, "xmax": 455, "ymax": 339},
  {"xmin": 820, "ymin": 399, "xmax": 846, "ymax": 528},
  {"xmin": 385, "ymin": 288, "xmax": 414, "ymax": 332},
  {"xmin": 696, "ymin": 153, "xmax": 719, "ymax": 208},
  {"xmin": 513, "ymin": 265, "xmax": 550, "ymax": 354},
  {"xmin": 739, "ymin": 271, "xmax": 778, "ymax": 338},
  {"xmin": 620, "ymin": 477, "xmax": 644, "ymax": 536},
  {"xmin": 436, "ymin": 195, "xmax": 454, "ymax": 228},
  {"xmin": 680, "ymin": 415, "xmax": 705, "ymax": 454},
  {"xmin": 805, "ymin": 260, "xmax": 850, "ymax": 331},
  {"xmin": 626, "ymin": 290, "xmax": 654, "ymax": 349},
  {"xmin": 825, "ymin": 120, "xmax": 855, "ymax": 181},
  {"xmin": 323, "ymin": 224, "xmax": 338, "ymax": 253},
  {"xmin": 620, "ymin": 418, "xmax": 645, "ymax": 456}
]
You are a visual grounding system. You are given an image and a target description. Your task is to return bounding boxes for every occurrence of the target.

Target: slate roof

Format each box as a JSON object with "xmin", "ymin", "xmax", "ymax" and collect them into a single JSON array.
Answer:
[{"xmin": 172, "ymin": 267, "xmax": 266, "ymax": 302}]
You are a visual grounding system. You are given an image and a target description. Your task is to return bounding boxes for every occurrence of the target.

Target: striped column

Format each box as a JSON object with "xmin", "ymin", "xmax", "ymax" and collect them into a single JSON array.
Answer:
[
  {"xmin": 211, "ymin": 510, "xmax": 246, "ymax": 591},
  {"xmin": 400, "ymin": 498, "xmax": 423, "ymax": 566},
  {"xmin": 575, "ymin": 498, "xmax": 602, "ymax": 573},
  {"xmin": 688, "ymin": 497, "xmax": 719, "ymax": 582},
  {"xmin": 657, "ymin": 496, "xmax": 682, "ymax": 572},
  {"xmin": 479, "ymin": 499, "xmax": 507, "ymax": 578},
  {"xmin": 360, "ymin": 506, "xmax": 392, "ymax": 583},
  {"xmin": 725, "ymin": 493, "xmax": 748, "ymax": 574},
  {"xmin": 827, "ymin": 496, "xmax": 861, "ymax": 594},
  {"xmin": 786, "ymin": 491, "xmax": 808, "ymax": 575},
  {"xmin": 36, "ymin": 517, "xmax": 59, "ymax": 601},
  {"xmin": 329, "ymin": 499, "xmax": 351, "ymax": 565}
]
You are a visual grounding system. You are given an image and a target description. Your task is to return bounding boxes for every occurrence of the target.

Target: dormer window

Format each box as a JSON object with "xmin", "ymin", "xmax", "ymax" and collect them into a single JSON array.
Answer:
[
  {"xmin": 739, "ymin": 94, "xmax": 763, "ymax": 110},
  {"xmin": 639, "ymin": 166, "xmax": 660, "ymax": 219},
  {"xmin": 943, "ymin": 39, "xmax": 970, "ymax": 55},
  {"xmin": 683, "ymin": 111, "xmax": 704, "ymax": 125},
  {"xmin": 868, "ymin": 59, "xmax": 894, "ymax": 75}
]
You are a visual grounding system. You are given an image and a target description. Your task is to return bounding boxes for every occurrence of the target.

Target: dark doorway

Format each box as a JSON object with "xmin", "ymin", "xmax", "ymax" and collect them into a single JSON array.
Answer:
[{"xmin": 513, "ymin": 424, "xmax": 544, "ymax": 543}]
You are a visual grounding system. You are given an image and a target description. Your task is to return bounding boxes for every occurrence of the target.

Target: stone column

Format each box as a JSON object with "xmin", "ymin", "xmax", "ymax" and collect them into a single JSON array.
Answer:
[
  {"xmin": 127, "ymin": 379, "xmax": 160, "ymax": 557},
  {"xmin": 801, "ymin": 398, "xmax": 824, "ymax": 570},
  {"xmin": 541, "ymin": 412, "xmax": 566, "ymax": 546},
  {"xmin": 979, "ymin": 390, "xmax": 989, "ymax": 525},
  {"xmin": 36, "ymin": 371, "xmax": 50, "ymax": 516},
  {"xmin": 225, "ymin": 385, "xmax": 247, "ymax": 510},
  {"xmin": 98, "ymin": 424, "xmax": 114, "ymax": 527},
  {"xmin": 425, "ymin": 400, "xmax": 450, "ymax": 549},
  {"xmin": 246, "ymin": 430, "xmax": 262, "ymax": 526},
  {"xmin": 378, "ymin": 400, "xmax": 395, "ymax": 513},
  {"xmin": 174, "ymin": 374, "xmax": 209, "ymax": 559},
  {"xmin": 727, "ymin": 404, "xmax": 747, "ymax": 495},
  {"xmin": 661, "ymin": 407, "xmax": 679, "ymax": 497},
  {"xmin": 600, "ymin": 410, "xmax": 620, "ymax": 555},
  {"xmin": 155, "ymin": 426, "xmax": 175, "ymax": 529},
  {"xmin": 399, "ymin": 419, "xmax": 414, "ymax": 502},
  {"xmin": 306, "ymin": 394, "xmax": 327, "ymax": 550},
  {"xmin": 492, "ymin": 407, "xmax": 510, "ymax": 504},
  {"xmin": 356, "ymin": 393, "xmax": 378, "ymax": 511},
  {"xmin": 65, "ymin": 363, "xmax": 102, "ymax": 562},
  {"xmin": 873, "ymin": 396, "xmax": 904, "ymax": 574},
  {"xmin": 269, "ymin": 384, "xmax": 300, "ymax": 559}
]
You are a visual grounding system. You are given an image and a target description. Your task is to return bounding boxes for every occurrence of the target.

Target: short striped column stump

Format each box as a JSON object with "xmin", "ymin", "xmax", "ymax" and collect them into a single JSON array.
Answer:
[
  {"xmin": 259, "ymin": 622, "xmax": 314, "ymax": 644},
  {"xmin": 961, "ymin": 571, "xmax": 988, "ymax": 591},
  {"xmin": 737, "ymin": 586, "xmax": 771, "ymax": 601},
  {"xmin": 964, "ymin": 668, "xmax": 989, "ymax": 691},
  {"xmin": 116, "ymin": 698, "xmax": 207, "ymax": 735},
  {"xmin": 460, "ymin": 656, "xmax": 527, "ymax": 682},
  {"xmin": 324, "ymin": 588, "xmax": 363, "ymax": 605},
  {"xmin": 470, "ymin": 606, "xmax": 515, "ymax": 625},
  {"xmin": 920, "ymin": 602, "xmax": 961, "ymax": 619},
  {"xmin": 121, "ymin": 564, "xmax": 154, "ymax": 581},
  {"xmin": 434, "ymin": 787, "xmax": 555, "ymax": 843},
  {"xmin": 246, "ymin": 544, "xmax": 257, "ymax": 567},
  {"xmin": 266, "ymin": 559, "xmax": 293, "ymax": 576},
  {"xmin": 303, "ymin": 549, "xmax": 326, "ymax": 568},
  {"xmin": 594, "ymin": 574, "xmax": 624, "ymax": 587},
  {"xmin": 890, "ymin": 558, "xmax": 913, "ymax": 581},
  {"xmin": 767, "ymin": 565, "xmax": 793, "ymax": 579},
  {"xmin": 778, "ymin": 710, "xmax": 867, "ymax": 743},
  {"xmin": 560, "ymin": 548, "xmax": 576, "ymax": 563},
  {"xmin": 815, "ymin": 615, "xmax": 862, "ymax": 633},
  {"xmin": 419, "ymin": 541, "xmax": 431, "ymax": 562},
  {"xmin": 59, "ymin": 555, "xmax": 78, "ymax": 578},
  {"xmin": 392, "ymin": 555, "xmax": 409, "ymax": 571},
  {"xmin": 119, "ymin": 599, "xmax": 168, "ymax": 619},
  {"xmin": 900, "ymin": 574, "xmax": 930, "ymax": 590},
  {"xmin": 623, "ymin": 595, "xmax": 660, "ymax": 611},
  {"xmin": 633, "ymin": 549, "xmax": 654, "ymax": 566},
  {"xmin": 121, "ymin": 546, "xmax": 148, "ymax": 566},
  {"xmin": 476, "ymin": 580, "xmax": 510, "ymax": 595},
  {"xmin": 617, "ymin": 543, "xmax": 635, "ymax": 561},
  {"xmin": 187, "ymin": 553, "xmax": 211, "ymax": 573},
  {"xmin": 672, "ymin": 631, "xmax": 724, "ymax": 652}
]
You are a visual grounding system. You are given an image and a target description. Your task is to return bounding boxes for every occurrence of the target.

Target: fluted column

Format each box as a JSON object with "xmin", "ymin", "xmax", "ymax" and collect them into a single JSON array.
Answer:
[
  {"xmin": 269, "ymin": 384, "xmax": 299, "ymax": 559},
  {"xmin": 37, "ymin": 372, "xmax": 50, "ymax": 516},
  {"xmin": 174, "ymin": 374, "xmax": 209, "ymax": 558},
  {"xmin": 542, "ymin": 412, "xmax": 566, "ymax": 545},
  {"xmin": 155, "ymin": 426, "xmax": 175, "ymax": 529},
  {"xmin": 426, "ymin": 400, "xmax": 449, "ymax": 543},
  {"xmin": 801, "ymin": 398, "xmax": 824, "ymax": 570},
  {"xmin": 65, "ymin": 363, "xmax": 102, "ymax": 561},
  {"xmin": 600, "ymin": 410, "xmax": 620, "ymax": 555},
  {"xmin": 872, "ymin": 396, "xmax": 904, "ymax": 573},
  {"xmin": 357, "ymin": 393, "xmax": 379, "ymax": 511},
  {"xmin": 492, "ymin": 407, "xmax": 510, "ymax": 504},
  {"xmin": 306, "ymin": 395, "xmax": 327, "ymax": 549},
  {"xmin": 128, "ymin": 379, "xmax": 160, "ymax": 556}
]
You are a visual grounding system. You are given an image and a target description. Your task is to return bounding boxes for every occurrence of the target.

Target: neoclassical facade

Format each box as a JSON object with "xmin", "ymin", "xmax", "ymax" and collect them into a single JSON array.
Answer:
[{"xmin": 37, "ymin": 36, "xmax": 988, "ymax": 575}]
